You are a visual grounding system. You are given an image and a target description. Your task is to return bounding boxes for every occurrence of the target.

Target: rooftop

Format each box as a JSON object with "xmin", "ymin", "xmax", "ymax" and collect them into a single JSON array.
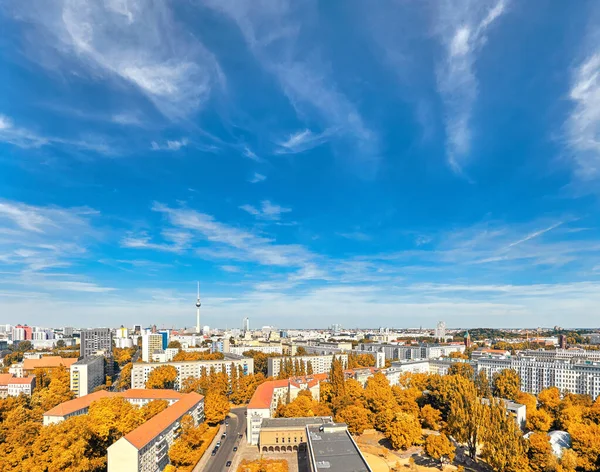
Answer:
[
  {"xmin": 248, "ymin": 375, "xmax": 328, "ymax": 410},
  {"xmin": 43, "ymin": 389, "xmax": 185, "ymax": 417},
  {"xmin": 44, "ymin": 390, "xmax": 113, "ymax": 417},
  {"xmin": 307, "ymin": 423, "xmax": 372, "ymax": 472},
  {"xmin": 262, "ymin": 417, "xmax": 332, "ymax": 429},
  {"xmin": 124, "ymin": 392, "xmax": 203, "ymax": 449},
  {"xmin": 73, "ymin": 355, "xmax": 104, "ymax": 365},
  {"xmin": 23, "ymin": 356, "xmax": 78, "ymax": 370},
  {"xmin": 247, "ymin": 379, "xmax": 289, "ymax": 410}
]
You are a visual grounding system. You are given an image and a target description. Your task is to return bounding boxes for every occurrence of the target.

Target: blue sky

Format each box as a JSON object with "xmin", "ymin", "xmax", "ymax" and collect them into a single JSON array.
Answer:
[{"xmin": 1, "ymin": 0, "xmax": 600, "ymax": 329}]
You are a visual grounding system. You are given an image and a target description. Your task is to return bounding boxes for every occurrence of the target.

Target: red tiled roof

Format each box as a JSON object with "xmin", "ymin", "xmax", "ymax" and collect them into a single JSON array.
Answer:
[
  {"xmin": 248, "ymin": 380, "xmax": 289, "ymax": 410},
  {"xmin": 9, "ymin": 376, "xmax": 35, "ymax": 385},
  {"xmin": 0, "ymin": 373, "xmax": 13, "ymax": 386},
  {"xmin": 248, "ymin": 375, "xmax": 327, "ymax": 410},
  {"xmin": 124, "ymin": 392, "xmax": 203, "ymax": 449},
  {"xmin": 43, "ymin": 389, "xmax": 187, "ymax": 418},
  {"xmin": 23, "ymin": 356, "xmax": 78, "ymax": 370},
  {"xmin": 44, "ymin": 390, "xmax": 114, "ymax": 417}
]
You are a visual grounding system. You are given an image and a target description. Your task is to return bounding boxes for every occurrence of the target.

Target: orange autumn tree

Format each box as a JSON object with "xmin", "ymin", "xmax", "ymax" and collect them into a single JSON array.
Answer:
[
  {"xmin": 204, "ymin": 391, "xmax": 230, "ymax": 425},
  {"xmin": 146, "ymin": 365, "xmax": 178, "ymax": 389}
]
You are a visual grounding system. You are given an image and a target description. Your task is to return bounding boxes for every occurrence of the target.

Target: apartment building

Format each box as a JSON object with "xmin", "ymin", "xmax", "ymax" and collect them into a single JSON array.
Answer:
[
  {"xmin": 229, "ymin": 344, "xmax": 283, "ymax": 356},
  {"xmin": 9, "ymin": 355, "xmax": 78, "ymax": 377},
  {"xmin": 0, "ymin": 373, "xmax": 36, "ymax": 398},
  {"xmin": 356, "ymin": 342, "xmax": 465, "ymax": 360},
  {"xmin": 43, "ymin": 389, "xmax": 185, "ymax": 425},
  {"xmin": 477, "ymin": 355, "xmax": 600, "ymax": 397},
  {"xmin": 247, "ymin": 375, "xmax": 327, "ymax": 445},
  {"xmin": 80, "ymin": 328, "xmax": 113, "ymax": 357},
  {"xmin": 70, "ymin": 355, "xmax": 105, "ymax": 397},
  {"xmin": 142, "ymin": 333, "xmax": 164, "ymax": 362},
  {"xmin": 107, "ymin": 392, "xmax": 204, "ymax": 472},
  {"xmin": 130, "ymin": 355, "xmax": 254, "ymax": 390},
  {"xmin": 267, "ymin": 354, "xmax": 348, "ymax": 378}
]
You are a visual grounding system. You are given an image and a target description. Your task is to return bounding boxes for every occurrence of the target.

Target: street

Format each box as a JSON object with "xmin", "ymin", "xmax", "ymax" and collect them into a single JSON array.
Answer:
[{"xmin": 203, "ymin": 407, "xmax": 246, "ymax": 472}]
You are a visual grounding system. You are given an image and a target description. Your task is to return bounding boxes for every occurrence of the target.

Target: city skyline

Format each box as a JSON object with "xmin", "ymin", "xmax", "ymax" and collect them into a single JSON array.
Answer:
[{"xmin": 2, "ymin": 1, "xmax": 600, "ymax": 328}]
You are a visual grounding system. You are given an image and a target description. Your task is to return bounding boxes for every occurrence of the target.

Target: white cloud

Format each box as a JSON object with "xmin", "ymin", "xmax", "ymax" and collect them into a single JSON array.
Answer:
[
  {"xmin": 243, "ymin": 147, "xmax": 263, "ymax": 162},
  {"xmin": 204, "ymin": 0, "xmax": 378, "ymax": 168},
  {"xmin": 249, "ymin": 172, "xmax": 267, "ymax": 184},
  {"xmin": 150, "ymin": 139, "xmax": 188, "ymax": 151},
  {"xmin": 0, "ymin": 113, "xmax": 114, "ymax": 153},
  {"xmin": 239, "ymin": 200, "xmax": 291, "ymax": 221},
  {"xmin": 434, "ymin": 0, "xmax": 509, "ymax": 173},
  {"xmin": 276, "ymin": 128, "xmax": 332, "ymax": 154},
  {"xmin": 9, "ymin": 0, "xmax": 224, "ymax": 119},
  {"xmin": 567, "ymin": 52, "xmax": 600, "ymax": 179},
  {"xmin": 121, "ymin": 230, "xmax": 191, "ymax": 253}
]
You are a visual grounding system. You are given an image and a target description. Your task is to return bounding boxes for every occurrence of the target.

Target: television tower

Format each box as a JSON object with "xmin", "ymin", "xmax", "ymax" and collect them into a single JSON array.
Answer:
[{"xmin": 195, "ymin": 282, "xmax": 201, "ymax": 334}]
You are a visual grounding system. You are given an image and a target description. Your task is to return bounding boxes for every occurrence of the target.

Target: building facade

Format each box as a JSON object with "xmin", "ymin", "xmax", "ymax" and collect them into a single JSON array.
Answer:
[
  {"xmin": 267, "ymin": 354, "xmax": 348, "ymax": 378},
  {"xmin": 107, "ymin": 392, "xmax": 204, "ymax": 472},
  {"xmin": 80, "ymin": 328, "xmax": 113, "ymax": 357},
  {"xmin": 43, "ymin": 389, "xmax": 185, "ymax": 425},
  {"xmin": 247, "ymin": 375, "xmax": 326, "ymax": 445},
  {"xmin": 259, "ymin": 417, "xmax": 333, "ymax": 453},
  {"xmin": 142, "ymin": 333, "xmax": 164, "ymax": 362},
  {"xmin": 130, "ymin": 355, "xmax": 254, "ymax": 390},
  {"xmin": 70, "ymin": 355, "xmax": 105, "ymax": 397}
]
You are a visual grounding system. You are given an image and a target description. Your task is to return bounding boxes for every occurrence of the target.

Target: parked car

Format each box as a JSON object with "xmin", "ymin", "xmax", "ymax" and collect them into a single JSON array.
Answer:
[
  {"xmin": 233, "ymin": 446, "xmax": 238, "ymax": 452},
  {"xmin": 211, "ymin": 449, "xmax": 216, "ymax": 456},
  {"xmin": 216, "ymin": 441, "xmax": 221, "ymax": 447},
  {"xmin": 225, "ymin": 421, "xmax": 229, "ymax": 426},
  {"xmin": 226, "ymin": 461, "xmax": 232, "ymax": 467}
]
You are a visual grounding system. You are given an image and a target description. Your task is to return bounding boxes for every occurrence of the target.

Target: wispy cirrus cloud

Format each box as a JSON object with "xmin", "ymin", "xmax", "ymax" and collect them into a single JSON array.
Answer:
[
  {"xmin": 243, "ymin": 147, "xmax": 264, "ymax": 162},
  {"xmin": 8, "ymin": 0, "xmax": 224, "ymax": 119},
  {"xmin": 276, "ymin": 128, "xmax": 332, "ymax": 154},
  {"xmin": 433, "ymin": 0, "xmax": 509, "ymax": 174},
  {"xmin": 0, "ymin": 114, "xmax": 113, "ymax": 154},
  {"xmin": 150, "ymin": 139, "xmax": 188, "ymax": 151},
  {"xmin": 204, "ymin": 0, "xmax": 378, "ymax": 169},
  {"xmin": 239, "ymin": 200, "xmax": 291, "ymax": 221},
  {"xmin": 150, "ymin": 203, "xmax": 313, "ymax": 269},
  {"xmin": 566, "ymin": 49, "xmax": 600, "ymax": 180},
  {"xmin": 249, "ymin": 172, "xmax": 266, "ymax": 184},
  {"xmin": 0, "ymin": 199, "xmax": 111, "ymax": 294}
]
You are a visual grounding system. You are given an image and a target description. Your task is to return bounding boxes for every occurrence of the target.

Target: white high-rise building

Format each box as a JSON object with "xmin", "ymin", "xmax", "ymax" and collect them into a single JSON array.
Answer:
[
  {"xmin": 142, "ymin": 334, "xmax": 163, "ymax": 363},
  {"xmin": 435, "ymin": 321, "xmax": 446, "ymax": 341},
  {"xmin": 243, "ymin": 317, "xmax": 250, "ymax": 333}
]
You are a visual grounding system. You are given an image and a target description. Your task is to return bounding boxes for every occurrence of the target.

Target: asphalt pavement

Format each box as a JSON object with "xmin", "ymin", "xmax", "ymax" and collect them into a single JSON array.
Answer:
[{"xmin": 203, "ymin": 407, "xmax": 246, "ymax": 472}]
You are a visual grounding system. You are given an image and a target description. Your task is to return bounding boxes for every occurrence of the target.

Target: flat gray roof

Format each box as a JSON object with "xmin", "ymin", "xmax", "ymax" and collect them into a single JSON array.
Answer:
[
  {"xmin": 261, "ymin": 417, "xmax": 332, "ymax": 429},
  {"xmin": 307, "ymin": 424, "xmax": 371, "ymax": 472}
]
